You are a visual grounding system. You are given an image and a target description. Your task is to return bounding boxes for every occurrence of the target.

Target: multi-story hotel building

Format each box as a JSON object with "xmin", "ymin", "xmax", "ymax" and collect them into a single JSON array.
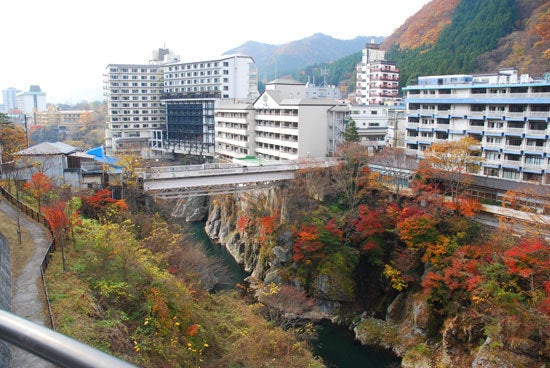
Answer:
[
  {"xmin": 403, "ymin": 69, "xmax": 550, "ymax": 185},
  {"xmin": 215, "ymin": 78, "xmax": 349, "ymax": 161},
  {"xmin": 149, "ymin": 55, "xmax": 258, "ymax": 157},
  {"xmin": 104, "ymin": 57, "xmax": 168, "ymax": 154},
  {"xmin": 355, "ymin": 43, "xmax": 400, "ymax": 105}
]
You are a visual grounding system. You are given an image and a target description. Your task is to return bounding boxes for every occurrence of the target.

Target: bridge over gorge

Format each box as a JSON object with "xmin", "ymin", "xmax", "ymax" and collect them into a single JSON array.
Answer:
[{"xmin": 136, "ymin": 158, "xmax": 340, "ymax": 199}]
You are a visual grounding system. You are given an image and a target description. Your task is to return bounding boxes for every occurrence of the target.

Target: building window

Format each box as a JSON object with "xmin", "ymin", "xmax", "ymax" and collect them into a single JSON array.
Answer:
[{"xmin": 502, "ymin": 169, "xmax": 520, "ymax": 179}]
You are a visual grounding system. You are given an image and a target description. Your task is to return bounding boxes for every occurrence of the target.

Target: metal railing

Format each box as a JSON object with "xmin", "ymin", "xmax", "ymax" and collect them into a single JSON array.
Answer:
[{"xmin": 0, "ymin": 309, "xmax": 137, "ymax": 368}]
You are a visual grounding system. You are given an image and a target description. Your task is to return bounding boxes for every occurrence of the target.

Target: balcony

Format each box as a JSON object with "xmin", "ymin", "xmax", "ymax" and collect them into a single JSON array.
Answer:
[{"xmin": 484, "ymin": 142, "xmax": 503, "ymax": 149}]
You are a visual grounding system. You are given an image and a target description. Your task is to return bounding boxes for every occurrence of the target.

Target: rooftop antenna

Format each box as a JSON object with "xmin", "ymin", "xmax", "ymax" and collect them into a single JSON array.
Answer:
[{"xmin": 320, "ymin": 68, "xmax": 328, "ymax": 86}]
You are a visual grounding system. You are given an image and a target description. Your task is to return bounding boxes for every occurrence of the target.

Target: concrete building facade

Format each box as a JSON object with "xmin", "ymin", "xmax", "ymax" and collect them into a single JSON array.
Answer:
[
  {"xmin": 403, "ymin": 69, "xmax": 550, "ymax": 185},
  {"xmin": 2, "ymin": 87, "xmax": 20, "ymax": 113},
  {"xmin": 215, "ymin": 78, "xmax": 349, "ymax": 162},
  {"xmin": 349, "ymin": 103, "xmax": 406, "ymax": 151}
]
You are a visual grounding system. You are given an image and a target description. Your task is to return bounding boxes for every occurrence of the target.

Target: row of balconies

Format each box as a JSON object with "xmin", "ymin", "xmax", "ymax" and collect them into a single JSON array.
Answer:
[
  {"xmin": 409, "ymin": 108, "xmax": 549, "ymax": 119},
  {"xmin": 407, "ymin": 90, "xmax": 549, "ymax": 99}
]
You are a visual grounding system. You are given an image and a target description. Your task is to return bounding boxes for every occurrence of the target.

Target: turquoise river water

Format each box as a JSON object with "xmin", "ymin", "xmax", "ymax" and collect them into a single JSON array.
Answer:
[{"xmin": 190, "ymin": 222, "xmax": 401, "ymax": 368}]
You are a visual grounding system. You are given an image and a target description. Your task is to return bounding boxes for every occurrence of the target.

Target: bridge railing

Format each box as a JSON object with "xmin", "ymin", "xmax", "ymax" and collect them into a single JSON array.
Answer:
[
  {"xmin": 137, "ymin": 158, "xmax": 340, "ymax": 181},
  {"xmin": 0, "ymin": 309, "xmax": 137, "ymax": 368}
]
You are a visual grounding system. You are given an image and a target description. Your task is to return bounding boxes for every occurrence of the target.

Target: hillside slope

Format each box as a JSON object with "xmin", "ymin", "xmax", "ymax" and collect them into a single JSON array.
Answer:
[{"xmin": 384, "ymin": 0, "xmax": 549, "ymax": 85}]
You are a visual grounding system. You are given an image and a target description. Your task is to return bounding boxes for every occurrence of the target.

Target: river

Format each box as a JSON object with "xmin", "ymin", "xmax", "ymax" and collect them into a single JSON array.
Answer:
[{"xmin": 190, "ymin": 221, "xmax": 401, "ymax": 368}]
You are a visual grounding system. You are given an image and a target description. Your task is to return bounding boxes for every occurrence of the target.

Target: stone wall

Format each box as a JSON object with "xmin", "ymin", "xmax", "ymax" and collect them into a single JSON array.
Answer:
[{"xmin": 0, "ymin": 232, "xmax": 11, "ymax": 366}]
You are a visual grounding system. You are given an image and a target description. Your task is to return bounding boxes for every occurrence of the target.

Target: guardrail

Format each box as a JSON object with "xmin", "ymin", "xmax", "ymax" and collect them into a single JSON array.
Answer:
[{"xmin": 0, "ymin": 309, "xmax": 137, "ymax": 368}]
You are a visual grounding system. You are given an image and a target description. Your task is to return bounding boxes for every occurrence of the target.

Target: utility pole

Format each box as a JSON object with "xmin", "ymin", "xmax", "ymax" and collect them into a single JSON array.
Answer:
[{"xmin": 23, "ymin": 114, "xmax": 29, "ymax": 148}]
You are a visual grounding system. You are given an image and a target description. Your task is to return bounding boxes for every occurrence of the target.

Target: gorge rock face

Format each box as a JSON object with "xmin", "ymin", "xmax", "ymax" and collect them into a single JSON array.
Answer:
[
  {"xmin": 172, "ymin": 196, "xmax": 209, "ymax": 221},
  {"xmin": 203, "ymin": 190, "xmax": 354, "ymax": 320}
]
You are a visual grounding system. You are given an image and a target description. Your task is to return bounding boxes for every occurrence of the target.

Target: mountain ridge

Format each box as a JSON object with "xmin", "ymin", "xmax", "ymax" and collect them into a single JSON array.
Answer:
[{"xmin": 223, "ymin": 33, "xmax": 384, "ymax": 82}]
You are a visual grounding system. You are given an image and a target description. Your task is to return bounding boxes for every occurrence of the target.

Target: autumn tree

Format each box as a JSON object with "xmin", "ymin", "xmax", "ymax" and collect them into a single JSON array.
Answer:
[
  {"xmin": 24, "ymin": 171, "xmax": 53, "ymax": 213},
  {"xmin": 420, "ymin": 137, "xmax": 484, "ymax": 214},
  {"xmin": 79, "ymin": 188, "xmax": 128, "ymax": 221},
  {"xmin": 257, "ymin": 282, "xmax": 316, "ymax": 331},
  {"xmin": 330, "ymin": 142, "xmax": 370, "ymax": 214},
  {"xmin": 43, "ymin": 201, "xmax": 70, "ymax": 271},
  {"xmin": 0, "ymin": 115, "xmax": 28, "ymax": 163},
  {"xmin": 117, "ymin": 153, "xmax": 142, "ymax": 209}
]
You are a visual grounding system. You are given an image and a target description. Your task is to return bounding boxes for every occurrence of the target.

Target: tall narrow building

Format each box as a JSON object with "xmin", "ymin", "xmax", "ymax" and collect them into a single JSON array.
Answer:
[{"xmin": 355, "ymin": 43, "xmax": 400, "ymax": 105}]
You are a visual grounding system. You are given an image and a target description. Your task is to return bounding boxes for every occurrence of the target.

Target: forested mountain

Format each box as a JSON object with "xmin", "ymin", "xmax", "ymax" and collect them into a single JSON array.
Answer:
[
  {"xmin": 223, "ymin": 33, "xmax": 383, "ymax": 83},
  {"xmin": 385, "ymin": 0, "xmax": 549, "ymax": 87},
  {"xmin": 247, "ymin": 0, "xmax": 549, "ymax": 94}
]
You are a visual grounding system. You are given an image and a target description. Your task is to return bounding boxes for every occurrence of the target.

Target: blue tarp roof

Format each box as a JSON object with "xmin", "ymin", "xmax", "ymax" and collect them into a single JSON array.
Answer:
[{"xmin": 86, "ymin": 147, "xmax": 120, "ymax": 166}]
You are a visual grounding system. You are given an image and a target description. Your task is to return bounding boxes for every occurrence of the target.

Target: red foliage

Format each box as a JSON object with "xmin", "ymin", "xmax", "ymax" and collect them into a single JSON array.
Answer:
[
  {"xmin": 422, "ymin": 271, "xmax": 445, "ymax": 293},
  {"xmin": 396, "ymin": 206, "xmax": 425, "ymax": 224},
  {"xmin": 259, "ymin": 214, "xmax": 279, "ymax": 242},
  {"xmin": 355, "ymin": 205, "xmax": 384, "ymax": 238},
  {"xmin": 24, "ymin": 172, "xmax": 53, "ymax": 209},
  {"xmin": 83, "ymin": 188, "xmax": 117, "ymax": 208},
  {"xmin": 503, "ymin": 238, "xmax": 549, "ymax": 280},
  {"xmin": 42, "ymin": 201, "xmax": 69, "ymax": 232},
  {"xmin": 79, "ymin": 188, "xmax": 128, "ymax": 219},
  {"xmin": 324, "ymin": 218, "xmax": 343, "ymax": 239},
  {"xmin": 361, "ymin": 240, "xmax": 381, "ymax": 253},
  {"xmin": 237, "ymin": 216, "xmax": 250, "ymax": 234}
]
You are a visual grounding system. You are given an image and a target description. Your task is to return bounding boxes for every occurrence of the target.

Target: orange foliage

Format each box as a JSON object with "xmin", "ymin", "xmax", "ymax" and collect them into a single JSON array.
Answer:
[
  {"xmin": 384, "ymin": 0, "xmax": 461, "ymax": 50},
  {"xmin": 187, "ymin": 324, "xmax": 200, "ymax": 337}
]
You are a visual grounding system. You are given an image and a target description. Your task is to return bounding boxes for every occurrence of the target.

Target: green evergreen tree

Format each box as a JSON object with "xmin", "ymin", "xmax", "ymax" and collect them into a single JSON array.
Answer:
[{"xmin": 343, "ymin": 119, "xmax": 360, "ymax": 142}]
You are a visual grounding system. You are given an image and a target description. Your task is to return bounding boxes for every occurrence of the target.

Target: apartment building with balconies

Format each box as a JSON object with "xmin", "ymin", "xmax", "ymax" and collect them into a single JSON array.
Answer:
[
  {"xmin": 403, "ymin": 69, "xmax": 550, "ymax": 185},
  {"xmin": 253, "ymin": 79, "xmax": 348, "ymax": 161},
  {"xmin": 355, "ymin": 43, "xmax": 400, "ymax": 105},
  {"xmin": 214, "ymin": 102, "xmax": 256, "ymax": 160}
]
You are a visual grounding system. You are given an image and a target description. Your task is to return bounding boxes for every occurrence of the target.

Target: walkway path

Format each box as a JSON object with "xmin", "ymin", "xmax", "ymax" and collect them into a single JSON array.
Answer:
[{"xmin": 0, "ymin": 200, "xmax": 55, "ymax": 368}]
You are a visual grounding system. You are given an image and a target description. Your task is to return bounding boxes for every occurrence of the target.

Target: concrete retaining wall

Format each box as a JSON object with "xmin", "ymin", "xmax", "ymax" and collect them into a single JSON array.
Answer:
[{"xmin": 0, "ymin": 232, "xmax": 11, "ymax": 366}]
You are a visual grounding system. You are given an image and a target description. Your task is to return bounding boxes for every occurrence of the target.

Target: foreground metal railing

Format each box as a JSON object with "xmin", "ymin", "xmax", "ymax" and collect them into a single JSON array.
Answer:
[{"xmin": 0, "ymin": 309, "xmax": 138, "ymax": 368}]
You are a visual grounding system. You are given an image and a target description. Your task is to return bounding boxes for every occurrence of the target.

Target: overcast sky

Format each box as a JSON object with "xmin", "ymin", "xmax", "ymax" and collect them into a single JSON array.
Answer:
[{"xmin": 2, "ymin": 0, "xmax": 431, "ymax": 104}]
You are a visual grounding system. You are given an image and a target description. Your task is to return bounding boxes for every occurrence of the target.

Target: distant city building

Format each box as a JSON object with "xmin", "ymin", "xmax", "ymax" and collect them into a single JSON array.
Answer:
[
  {"xmin": 215, "ymin": 78, "xmax": 349, "ymax": 161},
  {"xmin": 349, "ymin": 103, "xmax": 406, "ymax": 151},
  {"xmin": 2, "ymin": 87, "xmax": 21, "ymax": 113},
  {"xmin": 16, "ymin": 85, "xmax": 47, "ymax": 118},
  {"xmin": 304, "ymin": 73, "xmax": 342, "ymax": 99},
  {"xmin": 403, "ymin": 68, "xmax": 550, "ymax": 185},
  {"xmin": 35, "ymin": 105, "xmax": 96, "ymax": 137},
  {"xmin": 355, "ymin": 43, "xmax": 400, "ymax": 105}
]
